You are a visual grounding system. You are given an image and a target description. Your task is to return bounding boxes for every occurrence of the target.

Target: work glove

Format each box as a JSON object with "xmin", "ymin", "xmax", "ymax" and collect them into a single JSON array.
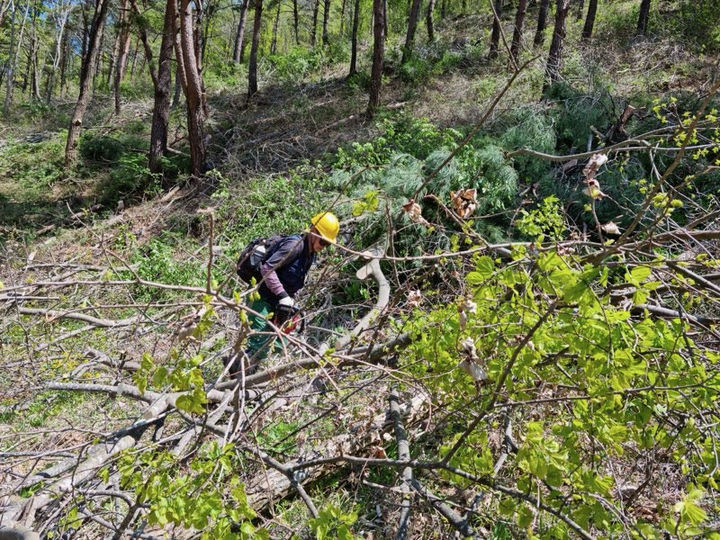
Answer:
[{"xmin": 274, "ymin": 296, "xmax": 296, "ymax": 326}]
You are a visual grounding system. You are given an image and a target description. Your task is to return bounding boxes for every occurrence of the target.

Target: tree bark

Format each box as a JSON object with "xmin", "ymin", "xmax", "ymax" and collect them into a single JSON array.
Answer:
[
  {"xmin": 533, "ymin": 0, "xmax": 549, "ymax": 47},
  {"xmin": 349, "ymin": 0, "xmax": 360, "ymax": 75},
  {"xmin": 177, "ymin": 0, "xmax": 207, "ymax": 176},
  {"xmin": 4, "ymin": 1, "xmax": 31, "ymax": 115},
  {"xmin": 366, "ymin": 0, "xmax": 385, "ymax": 118},
  {"xmin": 488, "ymin": 0, "xmax": 503, "ymax": 59},
  {"xmin": 293, "ymin": 0, "xmax": 299, "ymax": 44},
  {"xmin": 64, "ymin": 0, "xmax": 111, "ymax": 166},
  {"xmin": 322, "ymin": 0, "xmax": 330, "ymax": 45},
  {"xmin": 232, "ymin": 0, "xmax": 249, "ymax": 61},
  {"xmin": 3, "ymin": 3, "xmax": 16, "ymax": 116},
  {"xmin": 510, "ymin": 0, "xmax": 527, "ymax": 64},
  {"xmin": 637, "ymin": 0, "xmax": 650, "ymax": 35},
  {"xmin": 545, "ymin": 0, "xmax": 570, "ymax": 86},
  {"xmin": 271, "ymin": 0, "xmax": 281, "ymax": 54},
  {"xmin": 426, "ymin": 0, "xmax": 435, "ymax": 42},
  {"xmin": 114, "ymin": 0, "xmax": 132, "ymax": 114},
  {"xmin": 581, "ymin": 0, "xmax": 597, "ymax": 41},
  {"xmin": 311, "ymin": 0, "xmax": 319, "ymax": 46},
  {"xmin": 402, "ymin": 0, "xmax": 422, "ymax": 63},
  {"xmin": 247, "ymin": 0, "xmax": 263, "ymax": 98},
  {"xmin": 59, "ymin": 29, "xmax": 69, "ymax": 97},
  {"xmin": 340, "ymin": 0, "xmax": 346, "ymax": 36},
  {"xmin": 92, "ymin": 22, "xmax": 106, "ymax": 96},
  {"xmin": 146, "ymin": 0, "xmax": 175, "ymax": 174}
]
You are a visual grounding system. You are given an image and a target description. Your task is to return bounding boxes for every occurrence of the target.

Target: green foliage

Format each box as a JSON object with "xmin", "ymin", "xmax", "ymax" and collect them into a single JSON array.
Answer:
[
  {"xmin": 516, "ymin": 196, "xmax": 566, "ymax": 242},
  {"xmin": 131, "ymin": 235, "xmax": 205, "ymax": 287},
  {"xmin": 498, "ymin": 106, "xmax": 556, "ymax": 181},
  {"xmin": 79, "ymin": 134, "xmax": 125, "ymax": 163},
  {"xmin": 266, "ymin": 46, "xmax": 325, "ymax": 84},
  {"xmin": 308, "ymin": 504, "xmax": 358, "ymax": 540},
  {"xmin": 404, "ymin": 249, "xmax": 720, "ymax": 537},
  {"xmin": 95, "ymin": 153, "xmax": 162, "ymax": 206},
  {"xmin": 119, "ymin": 442, "xmax": 264, "ymax": 538},
  {"xmin": 673, "ymin": 0, "xmax": 720, "ymax": 51},
  {"xmin": 0, "ymin": 135, "xmax": 66, "ymax": 198},
  {"xmin": 544, "ymin": 82, "xmax": 614, "ymax": 151}
]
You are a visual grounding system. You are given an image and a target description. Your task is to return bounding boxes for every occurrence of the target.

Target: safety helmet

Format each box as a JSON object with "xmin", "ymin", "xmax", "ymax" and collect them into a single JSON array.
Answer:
[{"xmin": 310, "ymin": 212, "xmax": 340, "ymax": 244}]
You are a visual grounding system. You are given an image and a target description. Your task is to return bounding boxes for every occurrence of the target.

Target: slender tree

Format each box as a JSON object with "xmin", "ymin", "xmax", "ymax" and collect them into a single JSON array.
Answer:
[
  {"xmin": 533, "ymin": 0, "xmax": 549, "ymax": 46},
  {"xmin": 426, "ymin": 0, "xmax": 435, "ymax": 41},
  {"xmin": 510, "ymin": 0, "xmax": 527, "ymax": 65},
  {"xmin": 311, "ymin": 0, "xmax": 319, "ymax": 45},
  {"xmin": 114, "ymin": 0, "xmax": 132, "ymax": 114},
  {"xmin": 4, "ymin": 1, "xmax": 31, "ymax": 115},
  {"xmin": 545, "ymin": 0, "xmax": 570, "ymax": 86},
  {"xmin": 488, "ymin": 0, "xmax": 503, "ymax": 59},
  {"xmin": 64, "ymin": 0, "xmax": 112, "ymax": 166},
  {"xmin": 637, "ymin": 0, "xmax": 650, "ymax": 35},
  {"xmin": 248, "ymin": 0, "xmax": 263, "ymax": 97},
  {"xmin": 322, "ymin": 0, "xmax": 330, "ymax": 45},
  {"xmin": 271, "ymin": 0, "xmax": 281, "ymax": 53},
  {"xmin": 349, "ymin": 0, "xmax": 360, "ymax": 75},
  {"xmin": 177, "ymin": 0, "xmax": 207, "ymax": 176},
  {"xmin": 340, "ymin": 0, "xmax": 346, "ymax": 35},
  {"xmin": 402, "ymin": 0, "xmax": 422, "ymax": 63},
  {"xmin": 232, "ymin": 0, "xmax": 249, "ymax": 62},
  {"xmin": 132, "ymin": 0, "xmax": 175, "ymax": 174},
  {"xmin": 293, "ymin": 0, "xmax": 299, "ymax": 44},
  {"xmin": 581, "ymin": 0, "xmax": 597, "ymax": 41},
  {"xmin": 367, "ymin": 0, "xmax": 385, "ymax": 118}
]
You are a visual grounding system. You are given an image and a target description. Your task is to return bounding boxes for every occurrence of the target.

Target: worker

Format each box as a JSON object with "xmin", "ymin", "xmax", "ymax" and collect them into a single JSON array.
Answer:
[{"xmin": 226, "ymin": 211, "xmax": 340, "ymax": 377}]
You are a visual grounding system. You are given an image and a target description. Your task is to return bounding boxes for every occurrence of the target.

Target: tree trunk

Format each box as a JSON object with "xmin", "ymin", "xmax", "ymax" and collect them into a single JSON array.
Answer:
[
  {"xmin": 533, "ymin": 0, "xmax": 549, "ymax": 46},
  {"xmin": 248, "ymin": 0, "xmax": 263, "ymax": 98},
  {"xmin": 293, "ymin": 0, "xmax": 299, "ymax": 44},
  {"xmin": 233, "ymin": 0, "xmax": 249, "ymax": 61},
  {"xmin": 114, "ymin": 0, "xmax": 132, "ymax": 114},
  {"xmin": 366, "ymin": 0, "xmax": 385, "ymax": 118},
  {"xmin": 581, "ymin": 0, "xmax": 596, "ymax": 40},
  {"xmin": 340, "ymin": 0, "xmax": 346, "ymax": 35},
  {"xmin": 3, "ymin": 3, "xmax": 17, "ymax": 116},
  {"xmin": 440, "ymin": 0, "xmax": 445, "ymax": 19},
  {"xmin": 271, "ymin": 0, "xmax": 281, "ymax": 54},
  {"xmin": 311, "ymin": 0, "xmax": 319, "ymax": 46},
  {"xmin": 322, "ymin": 0, "xmax": 330, "ymax": 45},
  {"xmin": 147, "ymin": 0, "xmax": 175, "ymax": 174},
  {"xmin": 65, "ymin": 0, "xmax": 111, "ymax": 166},
  {"xmin": 488, "ymin": 0, "xmax": 503, "ymax": 59},
  {"xmin": 177, "ymin": 0, "xmax": 207, "ymax": 176},
  {"xmin": 426, "ymin": 0, "xmax": 435, "ymax": 42},
  {"xmin": 545, "ymin": 0, "xmax": 570, "ymax": 86},
  {"xmin": 637, "ymin": 0, "xmax": 650, "ymax": 35},
  {"xmin": 129, "ymin": 37, "xmax": 140, "ymax": 76},
  {"xmin": 402, "ymin": 0, "xmax": 422, "ymax": 63},
  {"xmin": 92, "ymin": 22, "xmax": 106, "ymax": 95},
  {"xmin": 349, "ymin": 0, "xmax": 360, "ymax": 75},
  {"xmin": 59, "ymin": 30, "xmax": 69, "ymax": 97},
  {"xmin": 5, "ymin": 1, "xmax": 31, "ymax": 114},
  {"xmin": 510, "ymin": 0, "xmax": 527, "ymax": 64}
]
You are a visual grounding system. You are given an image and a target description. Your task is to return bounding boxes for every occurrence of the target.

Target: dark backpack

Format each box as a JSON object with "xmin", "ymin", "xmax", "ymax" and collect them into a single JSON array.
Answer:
[{"xmin": 236, "ymin": 235, "xmax": 283, "ymax": 284}]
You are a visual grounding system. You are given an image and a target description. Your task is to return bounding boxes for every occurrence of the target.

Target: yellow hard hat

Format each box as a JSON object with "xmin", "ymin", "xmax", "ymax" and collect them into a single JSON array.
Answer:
[{"xmin": 310, "ymin": 211, "xmax": 340, "ymax": 244}]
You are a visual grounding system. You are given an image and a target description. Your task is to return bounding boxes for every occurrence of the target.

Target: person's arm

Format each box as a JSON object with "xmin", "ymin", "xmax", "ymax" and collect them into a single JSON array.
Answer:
[{"xmin": 260, "ymin": 237, "xmax": 303, "ymax": 299}]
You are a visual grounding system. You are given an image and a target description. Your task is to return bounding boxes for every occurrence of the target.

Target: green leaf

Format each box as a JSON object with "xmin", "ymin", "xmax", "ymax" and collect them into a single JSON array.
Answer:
[{"xmin": 628, "ymin": 266, "xmax": 651, "ymax": 285}]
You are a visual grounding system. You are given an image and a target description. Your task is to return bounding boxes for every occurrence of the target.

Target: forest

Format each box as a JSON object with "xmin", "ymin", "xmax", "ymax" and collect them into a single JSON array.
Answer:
[{"xmin": 1, "ymin": 0, "xmax": 720, "ymax": 537}]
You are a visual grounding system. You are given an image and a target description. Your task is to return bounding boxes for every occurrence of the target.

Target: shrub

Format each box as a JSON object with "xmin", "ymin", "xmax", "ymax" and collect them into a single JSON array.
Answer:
[
  {"xmin": 95, "ymin": 153, "xmax": 161, "ymax": 206},
  {"xmin": 80, "ymin": 134, "xmax": 125, "ymax": 163},
  {"xmin": 498, "ymin": 106, "xmax": 556, "ymax": 181}
]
